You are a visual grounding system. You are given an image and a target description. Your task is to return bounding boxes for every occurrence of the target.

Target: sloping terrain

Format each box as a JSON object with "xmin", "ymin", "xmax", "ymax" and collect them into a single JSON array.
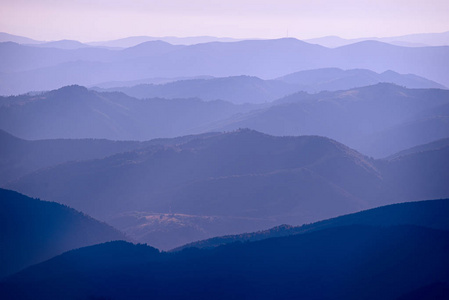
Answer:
[
  {"xmin": 0, "ymin": 85, "xmax": 255, "ymax": 140},
  {"xmin": 94, "ymin": 75, "xmax": 298, "ymax": 104},
  {"xmin": 276, "ymin": 68, "xmax": 445, "ymax": 92},
  {"xmin": 93, "ymin": 69, "xmax": 444, "ymax": 104},
  {"xmin": 2, "ymin": 83, "xmax": 449, "ymax": 158},
  {"xmin": 209, "ymin": 83, "xmax": 449, "ymax": 157},
  {"xmin": 1, "ymin": 225, "xmax": 448, "ymax": 300},
  {"xmin": 0, "ymin": 188, "xmax": 127, "ymax": 278},
  {"xmin": 5, "ymin": 130, "xmax": 449, "ymax": 249},
  {"xmin": 0, "ymin": 129, "xmax": 218, "ymax": 185},
  {"xmin": 174, "ymin": 198, "xmax": 449, "ymax": 250}
]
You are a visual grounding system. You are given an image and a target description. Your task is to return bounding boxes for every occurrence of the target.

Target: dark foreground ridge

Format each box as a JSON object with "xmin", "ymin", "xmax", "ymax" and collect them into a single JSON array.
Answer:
[
  {"xmin": 0, "ymin": 188, "xmax": 128, "ymax": 278},
  {"xmin": 1, "ymin": 198, "xmax": 449, "ymax": 299},
  {"xmin": 173, "ymin": 198, "xmax": 449, "ymax": 251},
  {"xmin": 1, "ymin": 225, "xmax": 448, "ymax": 300}
]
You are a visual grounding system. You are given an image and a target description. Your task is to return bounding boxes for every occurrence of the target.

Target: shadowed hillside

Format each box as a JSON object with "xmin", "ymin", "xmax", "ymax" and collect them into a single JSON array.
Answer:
[
  {"xmin": 173, "ymin": 198, "xmax": 449, "ymax": 251},
  {"xmin": 0, "ymin": 189, "xmax": 127, "ymax": 278},
  {"xmin": 5, "ymin": 130, "xmax": 449, "ymax": 250},
  {"xmin": 1, "ymin": 224, "xmax": 448, "ymax": 300}
]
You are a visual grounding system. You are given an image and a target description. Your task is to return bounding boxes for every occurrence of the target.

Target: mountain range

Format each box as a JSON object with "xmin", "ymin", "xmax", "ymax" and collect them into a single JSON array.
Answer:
[
  {"xmin": 1, "ymin": 198, "xmax": 448, "ymax": 299},
  {"xmin": 0, "ymin": 128, "xmax": 218, "ymax": 185},
  {"xmin": 1, "ymin": 29, "xmax": 448, "ymax": 298},
  {"xmin": 207, "ymin": 83, "xmax": 449, "ymax": 157},
  {"xmin": 92, "ymin": 68, "xmax": 445, "ymax": 104},
  {"xmin": 1, "ymin": 37, "xmax": 448, "ymax": 95},
  {"xmin": 4, "ymin": 129, "xmax": 449, "ymax": 249},
  {"xmin": 305, "ymin": 31, "xmax": 449, "ymax": 48},
  {"xmin": 3, "ymin": 31, "xmax": 448, "ymax": 49},
  {"xmin": 2, "ymin": 83, "xmax": 449, "ymax": 158},
  {"xmin": 0, "ymin": 85, "xmax": 257, "ymax": 140}
]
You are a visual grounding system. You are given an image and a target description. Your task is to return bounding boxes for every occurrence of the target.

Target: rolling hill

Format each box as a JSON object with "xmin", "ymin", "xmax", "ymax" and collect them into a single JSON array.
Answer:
[
  {"xmin": 0, "ymin": 188, "xmax": 127, "ymax": 278},
  {"xmin": 93, "ymin": 75, "xmax": 298, "ymax": 104},
  {"xmin": 0, "ymin": 85, "xmax": 256, "ymax": 140},
  {"xmin": 94, "ymin": 69, "xmax": 444, "ymax": 104},
  {"xmin": 305, "ymin": 31, "xmax": 449, "ymax": 48},
  {"xmin": 0, "ymin": 129, "xmax": 146, "ymax": 184},
  {"xmin": 385, "ymin": 137, "xmax": 449, "ymax": 160},
  {"xmin": 4, "ymin": 129, "xmax": 383, "ymax": 249},
  {"xmin": 0, "ymin": 129, "xmax": 219, "ymax": 185},
  {"xmin": 208, "ymin": 83, "xmax": 449, "ymax": 157},
  {"xmin": 1, "ymin": 224, "xmax": 448, "ymax": 299},
  {"xmin": 5, "ymin": 129, "xmax": 449, "ymax": 250},
  {"xmin": 276, "ymin": 68, "xmax": 445, "ymax": 92},
  {"xmin": 2, "ymin": 83, "xmax": 448, "ymax": 158},
  {"xmin": 174, "ymin": 198, "xmax": 449, "ymax": 251}
]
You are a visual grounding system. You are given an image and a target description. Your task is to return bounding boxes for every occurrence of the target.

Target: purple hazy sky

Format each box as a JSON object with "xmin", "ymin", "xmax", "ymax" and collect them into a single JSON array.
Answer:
[{"xmin": 1, "ymin": 0, "xmax": 448, "ymax": 42}]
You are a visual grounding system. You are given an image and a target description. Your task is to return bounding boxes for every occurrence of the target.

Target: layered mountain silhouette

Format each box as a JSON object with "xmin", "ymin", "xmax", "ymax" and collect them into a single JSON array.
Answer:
[
  {"xmin": 2, "ymin": 83, "xmax": 448, "ymax": 157},
  {"xmin": 174, "ymin": 198, "xmax": 449, "ymax": 250},
  {"xmin": 0, "ymin": 85, "xmax": 255, "ymax": 140},
  {"xmin": 4, "ymin": 129, "xmax": 449, "ymax": 249},
  {"xmin": 28, "ymin": 40, "xmax": 91, "ymax": 50},
  {"xmin": 88, "ymin": 35, "xmax": 241, "ymax": 47},
  {"xmin": 0, "ymin": 188, "xmax": 127, "ymax": 278},
  {"xmin": 93, "ymin": 69, "xmax": 444, "ymax": 104},
  {"xmin": 1, "ymin": 224, "xmax": 448, "ymax": 299},
  {"xmin": 93, "ymin": 75, "xmax": 298, "ymax": 104},
  {"xmin": 0, "ymin": 129, "xmax": 218, "ymax": 185},
  {"xmin": 1, "ymin": 38, "xmax": 448, "ymax": 95},
  {"xmin": 0, "ymin": 129, "xmax": 146, "ymax": 184},
  {"xmin": 306, "ymin": 31, "xmax": 449, "ymax": 48},
  {"xmin": 385, "ymin": 137, "xmax": 449, "ymax": 160},
  {"xmin": 276, "ymin": 68, "xmax": 445, "ymax": 92},
  {"xmin": 208, "ymin": 83, "xmax": 449, "ymax": 157},
  {"xmin": 1, "ymin": 30, "xmax": 447, "ymax": 300},
  {"xmin": 0, "ymin": 32, "xmax": 41, "ymax": 45}
]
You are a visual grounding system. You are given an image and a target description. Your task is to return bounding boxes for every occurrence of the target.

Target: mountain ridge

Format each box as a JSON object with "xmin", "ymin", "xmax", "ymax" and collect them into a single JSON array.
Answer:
[
  {"xmin": 2, "ymin": 224, "xmax": 448, "ymax": 300},
  {"xmin": 0, "ymin": 188, "xmax": 128, "ymax": 278},
  {"xmin": 173, "ymin": 198, "xmax": 449, "ymax": 251},
  {"xmin": 5, "ymin": 129, "xmax": 449, "ymax": 249},
  {"xmin": 1, "ymin": 37, "xmax": 448, "ymax": 94}
]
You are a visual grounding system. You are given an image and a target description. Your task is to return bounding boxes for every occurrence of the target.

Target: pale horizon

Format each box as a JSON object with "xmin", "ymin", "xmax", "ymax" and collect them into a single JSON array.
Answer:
[{"xmin": 1, "ymin": 0, "xmax": 448, "ymax": 43}]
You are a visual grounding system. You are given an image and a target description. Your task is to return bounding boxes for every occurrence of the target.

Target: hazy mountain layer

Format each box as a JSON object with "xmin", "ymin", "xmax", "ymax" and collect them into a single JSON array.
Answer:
[
  {"xmin": 1, "ymin": 38, "xmax": 448, "ymax": 95},
  {"xmin": 93, "ymin": 69, "xmax": 445, "ymax": 104},
  {"xmin": 385, "ymin": 137, "xmax": 449, "ymax": 160},
  {"xmin": 208, "ymin": 83, "xmax": 449, "ymax": 157},
  {"xmin": 276, "ymin": 68, "xmax": 446, "ymax": 92},
  {"xmin": 0, "ymin": 129, "xmax": 145, "ymax": 185},
  {"xmin": 0, "ymin": 188, "xmax": 127, "ymax": 278},
  {"xmin": 0, "ymin": 85, "xmax": 257, "ymax": 140},
  {"xmin": 1, "ymin": 83, "xmax": 448, "ymax": 157},
  {"xmin": 93, "ymin": 75, "xmax": 298, "ymax": 104},
  {"xmin": 305, "ymin": 31, "xmax": 449, "ymax": 48},
  {"xmin": 5, "ymin": 130, "xmax": 449, "ymax": 250},
  {"xmin": 0, "ymin": 129, "xmax": 219, "ymax": 185}
]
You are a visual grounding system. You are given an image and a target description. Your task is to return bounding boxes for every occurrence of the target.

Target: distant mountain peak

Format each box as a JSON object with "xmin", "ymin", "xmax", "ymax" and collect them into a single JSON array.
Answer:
[{"xmin": 54, "ymin": 84, "xmax": 89, "ymax": 93}]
